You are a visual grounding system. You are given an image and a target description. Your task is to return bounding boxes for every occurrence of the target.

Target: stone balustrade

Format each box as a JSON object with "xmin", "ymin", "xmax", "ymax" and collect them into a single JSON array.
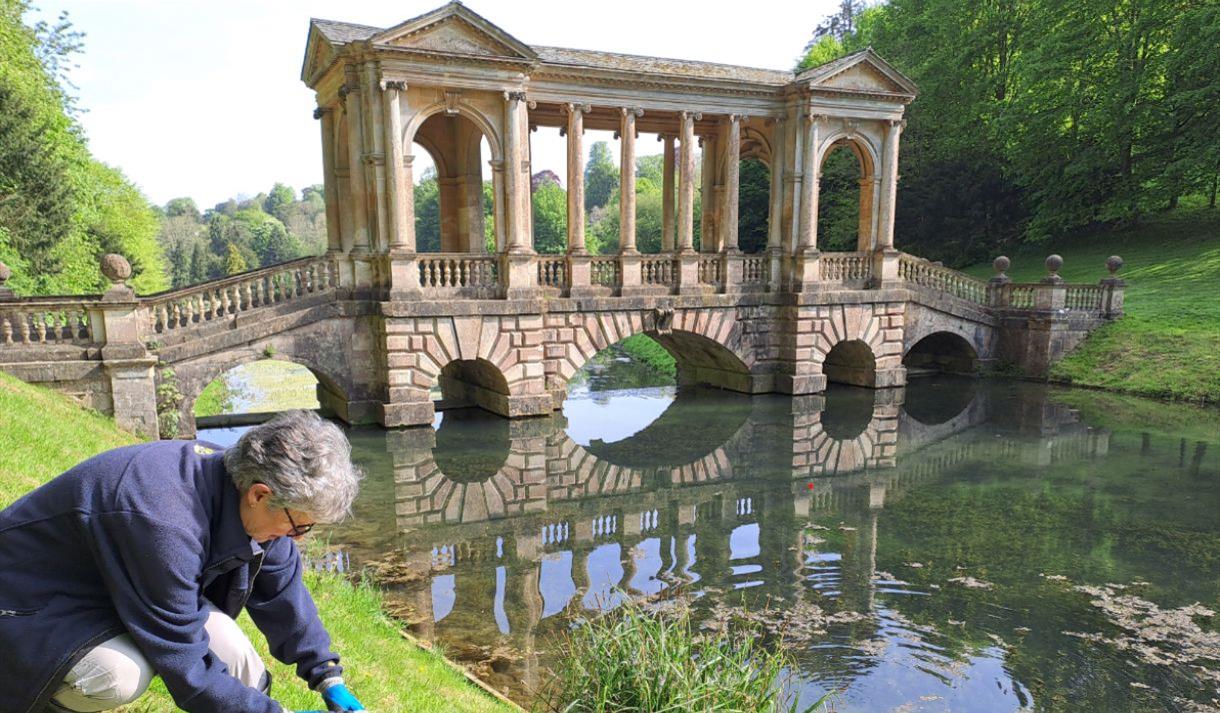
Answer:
[
  {"xmin": 0, "ymin": 298, "xmax": 99, "ymax": 346},
  {"xmin": 641, "ymin": 256, "xmax": 677, "ymax": 286},
  {"xmin": 821, "ymin": 252, "xmax": 873, "ymax": 286},
  {"xmin": 144, "ymin": 256, "xmax": 338, "ymax": 336},
  {"xmin": 418, "ymin": 254, "xmax": 499, "ymax": 297},
  {"xmin": 898, "ymin": 253, "xmax": 989, "ymax": 305}
]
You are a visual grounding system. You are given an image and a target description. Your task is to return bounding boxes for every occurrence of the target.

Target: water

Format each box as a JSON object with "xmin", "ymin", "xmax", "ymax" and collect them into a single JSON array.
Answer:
[{"xmin": 201, "ymin": 371, "xmax": 1220, "ymax": 712}]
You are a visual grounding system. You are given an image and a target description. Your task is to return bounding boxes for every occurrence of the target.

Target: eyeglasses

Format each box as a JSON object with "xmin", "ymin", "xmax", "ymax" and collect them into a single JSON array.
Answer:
[{"xmin": 283, "ymin": 508, "xmax": 315, "ymax": 537}]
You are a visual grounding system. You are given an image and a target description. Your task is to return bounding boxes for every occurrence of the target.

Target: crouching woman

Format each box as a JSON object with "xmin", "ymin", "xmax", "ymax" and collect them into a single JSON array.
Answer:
[{"xmin": 0, "ymin": 410, "xmax": 366, "ymax": 713}]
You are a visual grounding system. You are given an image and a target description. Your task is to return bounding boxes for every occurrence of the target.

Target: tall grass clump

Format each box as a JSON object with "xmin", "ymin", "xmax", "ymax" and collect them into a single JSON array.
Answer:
[{"xmin": 546, "ymin": 599, "xmax": 824, "ymax": 713}]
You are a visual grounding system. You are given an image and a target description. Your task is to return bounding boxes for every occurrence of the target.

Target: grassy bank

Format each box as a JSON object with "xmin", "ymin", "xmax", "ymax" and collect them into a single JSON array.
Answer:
[
  {"xmin": 0, "ymin": 371, "xmax": 512, "ymax": 713},
  {"xmin": 963, "ymin": 208, "xmax": 1220, "ymax": 403}
]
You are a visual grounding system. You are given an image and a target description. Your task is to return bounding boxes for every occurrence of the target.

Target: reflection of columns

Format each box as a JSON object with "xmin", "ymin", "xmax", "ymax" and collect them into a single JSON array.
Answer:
[
  {"xmin": 618, "ymin": 107, "xmax": 643, "ymax": 255},
  {"xmin": 503, "ymin": 91, "xmax": 532, "ymax": 254},
  {"xmin": 341, "ymin": 78, "xmax": 370, "ymax": 253},
  {"xmin": 364, "ymin": 63, "xmax": 388, "ymax": 253},
  {"xmin": 677, "ymin": 112, "xmax": 699, "ymax": 253},
  {"xmin": 315, "ymin": 107, "xmax": 342, "ymax": 253},
  {"xmin": 797, "ymin": 113, "xmax": 821, "ymax": 252},
  {"xmin": 660, "ymin": 134, "xmax": 676, "ymax": 252},
  {"xmin": 565, "ymin": 103, "xmax": 589, "ymax": 254},
  {"xmin": 722, "ymin": 115, "xmax": 742, "ymax": 253},
  {"xmin": 382, "ymin": 81, "xmax": 410, "ymax": 251},
  {"xmin": 877, "ymin": 119, "xmax": 904, "ymax": 250}
]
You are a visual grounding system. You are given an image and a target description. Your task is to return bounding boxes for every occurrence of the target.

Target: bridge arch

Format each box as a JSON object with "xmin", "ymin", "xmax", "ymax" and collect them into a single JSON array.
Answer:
[
  {"xmin": 549, "ymin": 307, "xmax": 762, "ymax": 404},
  {"xmin": 903, "ymin": 331, "xmax": 979, "ymax": 376},
  {"xmin": 402, "ymin": 99, "xmax": 503, "ymax": 163},
  {"xmin": 174, "ymin": 349, "xmax": 353, "ymax": 439}
]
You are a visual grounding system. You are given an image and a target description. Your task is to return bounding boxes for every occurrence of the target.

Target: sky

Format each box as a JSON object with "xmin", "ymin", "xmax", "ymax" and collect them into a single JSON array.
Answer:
[{"xmin": 33, "ymin": 0, "xmax": 839, "ymax": 208}]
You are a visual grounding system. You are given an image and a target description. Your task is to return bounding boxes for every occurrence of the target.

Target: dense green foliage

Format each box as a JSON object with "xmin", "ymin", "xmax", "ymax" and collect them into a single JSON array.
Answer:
[
  {"xmin": 963, "ymin": 207, "xmax": 1220, "ymax": 403},
  {"xmin": 156, "ymin": 184, "xmax": 324, "ymax": 288},
  {"xmin": 0, "ymin": 1, "xmax": 166, "ymax": 295},
  {"xmin": 548, "ymin": 598, "xmax": 818, "ymax": 713},
  {"xmin": 618, "ymin": 334, "xmax": 676, "ymax": 377},
  {"xmin": 798, "ymin": 0, "xmax": 1220, "ymax": 266}
]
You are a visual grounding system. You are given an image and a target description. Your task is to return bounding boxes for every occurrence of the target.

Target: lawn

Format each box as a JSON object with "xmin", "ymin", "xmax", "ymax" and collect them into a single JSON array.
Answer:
[
  {"xmin": 962, "ymin": 208, "xmax": 1220, "ymax": 403},
  {"xmin": 0, "ymin": 371, "xmax": 514, "ymax": 713}
]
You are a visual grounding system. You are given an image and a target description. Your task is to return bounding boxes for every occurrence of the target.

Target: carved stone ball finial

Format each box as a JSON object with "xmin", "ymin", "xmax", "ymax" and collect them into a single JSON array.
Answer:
[
  {"xmin": 0, "ymin": 261, "xmax": 10, "ymax": 286},
  {"xmin": 1045, "ymin": 254, "xmax": 1063, "ymax": 276},
  {"xmin": 1106, "ymin": 255, "xmax": 1124, "ymax": 275},
  {"xmin": 101, "ymin": 253, "xmax": 132, "ymax": 285},
  {"xmin": 992, "ymin": 255, "xmax": 1010, "ymax": 277}
]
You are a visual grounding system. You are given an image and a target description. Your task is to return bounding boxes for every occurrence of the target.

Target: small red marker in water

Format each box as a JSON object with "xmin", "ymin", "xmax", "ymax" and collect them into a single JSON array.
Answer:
[{"xmin": 806, "ymin": 482, "xmax": 815, "ymax": 490}]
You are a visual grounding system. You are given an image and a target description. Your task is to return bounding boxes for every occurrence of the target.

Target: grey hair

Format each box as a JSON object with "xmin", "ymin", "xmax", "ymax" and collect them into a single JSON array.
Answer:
[{"xmin": 224, "ymin": 410, "xmax": 363, "ymax": 523}]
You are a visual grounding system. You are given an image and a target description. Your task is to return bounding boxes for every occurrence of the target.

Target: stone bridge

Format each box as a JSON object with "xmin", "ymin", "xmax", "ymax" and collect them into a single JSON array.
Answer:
[{"xmin": 0, "ymin": 2, "xmax": 1126, "ymax": 438}]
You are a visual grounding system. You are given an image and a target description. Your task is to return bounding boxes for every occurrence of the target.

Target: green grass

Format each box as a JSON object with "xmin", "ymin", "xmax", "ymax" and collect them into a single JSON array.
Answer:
[
  {"xmin": 195, "ymin": 360, "xmax": 320, "ymax": 418},
  {"xmin": 545, "ymin": 598, "xmax": 825, "ymax": 713},
  {"xmin": 619, "ymin": 334, "xmax": 678, "ymax": 377},
  {"xmin": 963, "ymin": 208, "xmax": 1220, "ymax": 403},
  {"xmin": 0, "ymin": 372, "xmax": 514, "ymax": 713}
]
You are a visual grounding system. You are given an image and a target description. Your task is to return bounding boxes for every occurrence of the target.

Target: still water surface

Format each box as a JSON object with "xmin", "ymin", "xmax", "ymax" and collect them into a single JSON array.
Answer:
[{"xmin": 203, "ymin": 369, "xmax": 1220, "ymax": 712}]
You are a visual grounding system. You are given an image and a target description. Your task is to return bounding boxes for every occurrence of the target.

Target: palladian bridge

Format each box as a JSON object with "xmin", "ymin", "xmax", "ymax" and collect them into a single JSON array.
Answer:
[{"xmin": 0, "ymin": 3, "xmax": 1125, "ymax": 438}]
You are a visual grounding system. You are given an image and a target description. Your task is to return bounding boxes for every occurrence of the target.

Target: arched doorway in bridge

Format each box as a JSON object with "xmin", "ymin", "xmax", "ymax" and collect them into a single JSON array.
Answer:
[
  {"xmin": 822, "ymin": 339, "xmax": 877, "ymax": 388},
  {"xmin": 903, "ymin": 332, "xmax": 979, "ymax": 377},
  {"xmin": 411, "ymin": 113, "xmax": 496, "ymax": 254},
  {"xmin": 193, "ymin": 359, "xmax": 334, "ymax": 427},
  {"xmin": 437, "ymin": 358, "xmax": 511, "ymax": 416},
  {"xmin": 818, "ymin": 138, "xmax": 878, "ymax": 252}
]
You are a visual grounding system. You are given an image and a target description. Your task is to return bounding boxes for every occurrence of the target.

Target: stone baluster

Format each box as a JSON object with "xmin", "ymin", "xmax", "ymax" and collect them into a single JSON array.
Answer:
[{"xmin": 988, "ymin": 256, "xmax": 1011, "ymax": 307}]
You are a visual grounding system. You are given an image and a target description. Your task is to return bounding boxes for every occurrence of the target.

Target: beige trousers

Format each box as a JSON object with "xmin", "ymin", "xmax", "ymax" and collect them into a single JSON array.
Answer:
[{"xmin": 51, "ymin": 602, "xmax": 267, "ymax": 712}]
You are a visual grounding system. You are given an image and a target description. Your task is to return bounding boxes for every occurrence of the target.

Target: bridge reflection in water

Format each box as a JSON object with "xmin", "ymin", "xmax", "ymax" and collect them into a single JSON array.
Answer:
[{"xmin": 320, "ymin": 379, "xmax": 1119, "ymax": 706}]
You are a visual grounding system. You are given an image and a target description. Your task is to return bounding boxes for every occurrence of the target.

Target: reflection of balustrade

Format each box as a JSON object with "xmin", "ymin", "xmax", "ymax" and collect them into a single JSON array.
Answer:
[
  {"xmin": 144, "ymin": 256, "xmax": 338, "ymax": 336},
  {"xmin": 0, "ymin": 299, "xmax": 98, "ymax": 346}
]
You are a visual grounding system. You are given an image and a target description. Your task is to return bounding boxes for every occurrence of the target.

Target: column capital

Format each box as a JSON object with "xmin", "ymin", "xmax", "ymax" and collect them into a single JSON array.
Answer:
[
  {"xmin": 805, "ymin": 112, "xmax": 828, "ymax": 124},
  {"xmin": 503, "ymin": 90, "xmax": 528, "ymax": 103},
  {"xmin": 679, "ymin": 110, "xmax": 703, "ymax": 122},
  {"xmin": 403, "ymin": 154, "xmax": 415, "ymax": 167},
  {"xmin": 489, "ymin": 159, "xmax": 505, "ymax": 172},
  {"xmin": 380, "ymin": 79, "xmax": 407, "ymax": 92},
  {"xmin": 565, "ymin": 102, "xmax": 592, "ymax": 115},
  {"xmin": 620, "ymin": 106, "xmax": 645, "ymax": 118},
  {"xmin": 313, "ymin": 107, "xmax": 330, "ymax": 120},
  {"xmin": 726, "ymin": 113, "xmax": 747, "ymax": 123},
  {"xmin": 338, "ymin": 84, "xmax": 358, "ymax": 100},
  {"xmin": 887, "ymin": 118, "xmax": 907, "ymax": 129}
]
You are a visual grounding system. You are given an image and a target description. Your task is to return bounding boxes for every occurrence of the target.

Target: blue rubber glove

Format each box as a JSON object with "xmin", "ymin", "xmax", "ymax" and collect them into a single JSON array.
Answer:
[{"xmin": 322, "ymin": 683, "xmax": 365, "ymax": 711}]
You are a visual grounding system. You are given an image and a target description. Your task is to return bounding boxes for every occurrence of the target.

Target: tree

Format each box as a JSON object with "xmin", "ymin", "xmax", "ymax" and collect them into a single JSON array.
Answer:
[
  {"xmin": 531, "ymin": 182, "xmax": 567, "ymax": 254},
  {"xmin": 164, "ymin": 197, "xmax": 200, "ymax": 220},
  {"xmin": 224, "ymin": 243, "xmax": 247, "ymax": 275},
  {"xmin": 738, "ymin": 158, "xmax": 770, "ymax": 253},
  {"xmin": 249, "ymin": 218, "xmax": 302, "ymax": 267},
  {"xmin": 263, "ymin": 182, "xmax": 295, "ymax": 223},
  {"xmin": 414, "ymin": 172, "xmax": 441, "ymax": 252},
  {"xmin": 584, "ymin": 142, "xmax": 618, "ymax": 212}
]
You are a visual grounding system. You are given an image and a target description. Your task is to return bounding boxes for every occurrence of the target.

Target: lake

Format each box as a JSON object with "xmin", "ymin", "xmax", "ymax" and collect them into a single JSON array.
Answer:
[{"xmin": 202, "ymin": 362, "xmax": 1220, "ymax": 712}]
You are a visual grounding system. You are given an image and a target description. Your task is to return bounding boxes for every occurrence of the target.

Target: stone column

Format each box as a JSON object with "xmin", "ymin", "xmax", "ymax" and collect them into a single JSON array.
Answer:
[
  {"xmin": 490, "ymin": 159, "xmax": 506, "ymax": 253},
  {"xmin": 565, "ymin": 103, "xmax": 589, "ymax": 254},
  {"xmin": 676, "ymin": 111, "xmax": 701, "ymax": 293},
  {"xmin": 503, "ymin": 91, "xmax": 533, "ymax": 255},
  {"xmin": 382, "ymin": 81, "xmax": 409, "ymax": 251},
  {"xmin": 364, "ymin": 63, "xmax": 388, "ymax": 253},
  {"xmin": 341, "ymin": 81, "xmax": 370, "ymax": 254},
  {"xmin": 618, "ymin": 107, "xmax": 643, "ymax": 255},
  {"xmin": 677, "ymin": 112, "xmax": 699, "ymax": 253},
  {"xmin": 315, "ymin": 107, "xmax": 342, "ymax": 254},
  {"xmin": 722, "ymin": 115, "xmax": 742, "ymax": 253},
  {"xmin": 767, "ymin": 117, "xmax": 786, "ymax": 290},
  {"xmin": 660, "ymin": 134, "xmax": 676, "ymax": 252},
  {"xmin": 699, "ymin": 133, "xmax": 717, "ymax": 252},
  {"xmin": 502, "ymin": 91, "xmax": 536, "ymax": 297},
  {"xmin": 793, "ymin": 112, "xmax": 822, "ymax": 288},
  {"xmin": 877, "ymin": 119, "xmax": 904, "ymax": 251}
]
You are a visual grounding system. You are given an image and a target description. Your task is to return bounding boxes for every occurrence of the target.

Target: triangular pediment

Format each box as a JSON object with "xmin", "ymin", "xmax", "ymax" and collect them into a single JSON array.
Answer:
[
  {"xmin": 798, "ymin": 48, "xmax": 918, "ymax": 97},
  {"xmin": 371, "ymin": 2, "xmax": 537, "ymax": 61}
]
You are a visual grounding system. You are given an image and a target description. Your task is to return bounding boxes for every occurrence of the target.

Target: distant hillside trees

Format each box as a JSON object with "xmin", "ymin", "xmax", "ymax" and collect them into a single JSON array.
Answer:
[
  {"xmin": 155, "ymin": 183, "xmax": 326, "ymax": 289},
  {"xmin": 0, "ymin": 0, "xmax": 166, "ymax": 295}
]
